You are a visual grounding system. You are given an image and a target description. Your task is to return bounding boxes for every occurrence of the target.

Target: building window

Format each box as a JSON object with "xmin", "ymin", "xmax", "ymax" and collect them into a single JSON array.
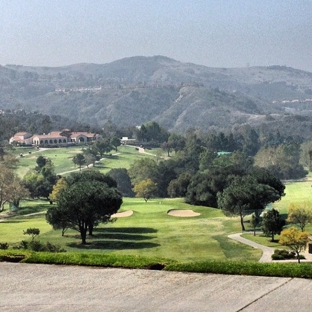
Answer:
[
  {"xmin": 50, "ymin": 140, "xmax": 53, "ymax": 144},
  {"xmin": 40, "ymin": 140, "xmax": 43, "ymax": 144}
]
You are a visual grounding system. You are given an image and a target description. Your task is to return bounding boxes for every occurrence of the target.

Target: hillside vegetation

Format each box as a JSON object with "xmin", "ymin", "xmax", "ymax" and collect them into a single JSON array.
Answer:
[{"xmin": 1, "ymin": 56, "xmax": 312, "ymax": 133}]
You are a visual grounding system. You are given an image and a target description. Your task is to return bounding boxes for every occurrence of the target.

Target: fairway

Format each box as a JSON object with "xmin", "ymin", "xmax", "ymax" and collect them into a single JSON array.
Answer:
[
  {"xmin": 0, "ymin": 198, "xmax": 261, "ymax": 263},
  {"xmin": 272, "ymin": 180, "xmax": 312, "ymax": 214},
  {"xmin": 15, "ymin": 145, "xmax": 158, "ymax": 177}
]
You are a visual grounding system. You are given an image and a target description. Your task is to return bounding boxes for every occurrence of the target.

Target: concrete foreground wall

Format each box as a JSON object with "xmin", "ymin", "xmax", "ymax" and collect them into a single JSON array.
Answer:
[{"xmin": 0, "ymin": 262, "xmax": 311, "ymax": 312}]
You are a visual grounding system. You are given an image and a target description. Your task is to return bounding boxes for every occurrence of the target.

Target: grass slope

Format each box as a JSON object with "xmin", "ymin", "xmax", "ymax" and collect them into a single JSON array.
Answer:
[
  {"xmin": 0, "ymin": 198, "xmax": 261, "ymax": 263},
  {"xmin": 14, "ymin": 145, "xmax": 158, "ymax": 177}
]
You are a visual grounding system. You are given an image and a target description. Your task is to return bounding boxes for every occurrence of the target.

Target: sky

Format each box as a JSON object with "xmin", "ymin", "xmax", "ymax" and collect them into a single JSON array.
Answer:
[{"xmin": 0, "ymin": 0, "xmax": 312, "ymax": 71}]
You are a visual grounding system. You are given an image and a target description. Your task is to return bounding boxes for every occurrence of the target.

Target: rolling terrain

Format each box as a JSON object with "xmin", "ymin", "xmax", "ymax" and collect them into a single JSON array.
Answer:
[{"xmin": 1, "ymin": 56, "xmax": 312, "ymax": 133}]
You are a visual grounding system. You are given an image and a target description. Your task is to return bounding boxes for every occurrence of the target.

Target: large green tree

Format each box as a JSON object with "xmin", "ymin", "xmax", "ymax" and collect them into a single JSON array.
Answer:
[
  {"xmin": 46, "ymin": 171, "xmax": 122, "ymax": 243},
  {"xmin": 218, "ymin": 175, "xmax": 283, "ymax": 231},
  {"xmin": 262, "ymin": 208, "xmax": 285, "ymax": 242},
  {"xmin": 108, "ymin": 168, "xmax": 134, "ymax": 197}
]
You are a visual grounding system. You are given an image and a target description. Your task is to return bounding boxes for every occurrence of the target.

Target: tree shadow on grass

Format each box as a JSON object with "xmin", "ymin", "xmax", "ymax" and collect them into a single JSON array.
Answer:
[
  {"xmin": 67, "ymin": 227, "xmax": 159, "ymax": 250},
  {"xmin": 95, "ymin": 227, "xmax": 158, "ymax": 234},
  {"xmin": 67, "ymin": 240, "xmax": 160, "ymax": 250},
  {"xmin": 90, "ymin": 232, "xmax": 157, "ymax": 241}
]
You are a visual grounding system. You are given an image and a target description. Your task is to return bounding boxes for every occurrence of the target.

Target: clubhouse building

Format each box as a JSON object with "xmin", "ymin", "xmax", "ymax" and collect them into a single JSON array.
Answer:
[{"xmin": 9, "ymin": 130, "xmax": 102, "ymax": 147}]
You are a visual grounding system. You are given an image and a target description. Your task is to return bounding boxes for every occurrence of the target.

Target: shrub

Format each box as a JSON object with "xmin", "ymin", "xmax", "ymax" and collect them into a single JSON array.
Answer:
[
  {"xmin": 0, "ymin": 242, "xmax": 9, "ymax": 250},
  {"xmin": 45, "ymin": 242, "xmax": 66, "ymax": 253},
  {"xmin": 23, "ymin": 228, "xmax": 40, "ymax": 241},
  {"xmin": 29, "ymin": 240, "xmax": 45, "ymax": 252},
  {"xmin": 20, "ymin": 240, "xmax": 29, "ymax": 249},
  {"xmin": 271, "ymin": 249, "xmax": 305, "ymax": 260},
  {"xmin": 16, "ymin": 240, "xmax": 66, "ymax": 252}
]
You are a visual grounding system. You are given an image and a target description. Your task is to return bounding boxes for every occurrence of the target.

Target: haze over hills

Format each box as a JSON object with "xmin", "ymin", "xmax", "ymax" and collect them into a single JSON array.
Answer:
[{"xmin": 1, "ymin": 56, "xmax": 312, "ymax": 133}]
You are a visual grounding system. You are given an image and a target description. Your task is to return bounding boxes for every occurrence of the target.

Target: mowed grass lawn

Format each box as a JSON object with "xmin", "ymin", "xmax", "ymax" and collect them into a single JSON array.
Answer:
[
  {"xmin": 0, "ymin": 198, "xmax": 261, "ymax": 263},
  {"xmin": 15, "ymin": 145, "xmax": 157, "ymax": 177},
  {"xmin": 243, "ymin": 180, "xmax": 312, "ymax": 246}
]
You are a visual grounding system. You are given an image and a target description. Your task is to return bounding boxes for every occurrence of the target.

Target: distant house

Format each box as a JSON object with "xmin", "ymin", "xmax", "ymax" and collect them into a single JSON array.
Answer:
[
  {"xmin": 69, "ymin": 132, "xmax": 101, "ymax": 144},
  {"xmin": 9, "ymin": 132, "xmax": 33, "ymax": 145},
  {"xmin": 9, "ymin": 130, "xmax": 102, "ymax": 147}
]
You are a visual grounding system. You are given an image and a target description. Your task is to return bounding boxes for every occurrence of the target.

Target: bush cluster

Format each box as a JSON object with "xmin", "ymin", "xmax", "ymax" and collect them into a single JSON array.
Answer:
[
  {"xmin": 12, "ymin": 240, "xmax": 66, "ymax": 253},
  {"xmin": 271, "ymin": 249, "xmax": 305, "ymax": 260},
  {"xmin": 0, "ymin": 242, "xmax": 9, "ymax": 250}
]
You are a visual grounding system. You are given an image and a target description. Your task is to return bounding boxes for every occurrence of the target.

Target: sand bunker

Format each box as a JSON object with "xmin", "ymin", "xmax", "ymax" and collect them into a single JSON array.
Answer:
[
  {"xmin": 111, "ymin": 210, "xmax": 133, "ymax": 218},
  {"xmin": 167, "ymin": 209, "xmax": 200, "ymax": 217}
]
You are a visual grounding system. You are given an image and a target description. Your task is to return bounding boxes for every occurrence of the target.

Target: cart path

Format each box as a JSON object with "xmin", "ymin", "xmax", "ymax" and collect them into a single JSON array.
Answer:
[
  {"xmin": 228, "ymin": 232, "xmax": 312, "ymax": 262},
  {"xmin": 228, "ymin": 233, "xmax": 276, "ymax": 262}
]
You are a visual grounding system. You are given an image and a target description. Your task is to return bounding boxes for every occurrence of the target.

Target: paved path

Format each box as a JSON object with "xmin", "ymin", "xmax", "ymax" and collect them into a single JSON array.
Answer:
[
  {"xmin": 228, "ymin": 233, "xmax": 275, "ymax": 262},
  {"xmin": 2, "ymin": 263, "xmax": 312, "ymax": 311},
  {"xmin": 228, "ymin": 233, "xmax": 312, "ymax": 262}
]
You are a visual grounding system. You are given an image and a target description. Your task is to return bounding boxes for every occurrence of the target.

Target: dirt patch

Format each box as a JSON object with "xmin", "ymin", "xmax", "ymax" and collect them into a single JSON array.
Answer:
[
  {"xmin": 111, "ymin": 210, "xmax": 133, "ymax": 218},
  {"xmin": 167, "ymin": 209, "xmax": 200, "ymax": 217}
]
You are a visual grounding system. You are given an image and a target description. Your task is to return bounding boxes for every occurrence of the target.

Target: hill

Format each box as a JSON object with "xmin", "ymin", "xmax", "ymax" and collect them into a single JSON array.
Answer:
[{"xmin": 1, "ymin": 56, "xmax": 312, "ymax": 133}]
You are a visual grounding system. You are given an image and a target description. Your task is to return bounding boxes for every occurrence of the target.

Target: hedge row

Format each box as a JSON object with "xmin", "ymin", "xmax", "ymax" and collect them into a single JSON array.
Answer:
[{"xmin": 1, "ymin": 251, "xmax": 312, "ymax": 278}]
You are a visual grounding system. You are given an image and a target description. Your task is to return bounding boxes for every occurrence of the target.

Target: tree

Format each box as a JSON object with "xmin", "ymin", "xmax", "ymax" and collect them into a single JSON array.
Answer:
[
  {"xmin": 72, "ymin": 153, "xmax": 86, "ymax": 171},
  {"xmin": 83, "ymin": 151, "xmax": 97, "ymax": 168},
  {"xmin": 279, "ymin": 227, "xmax": 310, "ymax": 263},
  {"xmin": 199, "ymin": 149, "xmax": 216, "ymax": 171},
  {"xmin": 2, "ymin": 154, "xmax": 19, "ymax": 169},
  {"xmin": 46, "ymin": 205, "xmax": 70, "ymax": 236},
  {"xmin": 93, "ymin": 138, "xmax": 112, "ymax": 158},
  {"xmin": 23, "ymin": 157, "xmax": 58, "ymax": 199},
  {"xmin": 8, "ymin": 177, "xmax": 30, "ymax": 209},
  {"xmin": 167, "ymin": 172, "xmax": 192, "ymax": 198},
  {"xmin": 254, "ymin": 143, "xmax": 307, "ymax": 180},
  {"xmin": 286, "ymin": 202, "xmax": 312, "ymax": 231},
  {"xmin": 218, "ymin": 176, "xmax": 282, "ymax": 231},
  {"xmin": 0, "ymin": 163, "xmax": 29, "ymax": 211},
  {"xmin": 137, "ymin": 121, "xmax": 169, "ymax": 143},
  {"xmin": 250, "ymin": 213, "xmax": 259, "ymax": 236},
  {"xmin": 161, "ymin": 141, "xmax": 173, "ymax": 157},
  {"xmin": 108, "ymin": 168, "xmax": 134, "ymax": 197},
  {"xmin": 35, "ymin": 156, "xmax": 47, "ymax": 172},
  {"xmin": 49, "ymin": 177, "xmax": 68, "ymax": 203},
  {"xmin": 167, "ymin": 133, "xmax": 185, "ymax": 153},
  {"xmin": 133, "ymin": 179, "xmax": 157, "ymax": 202},
  {"xmin": 128, "ymin": 158, "xmax": 158, "ymax": 186},
  {"xmin": 110, "ymin": 137, "xmax": 121, "ymax": 152},
  {"xmin": 262, "ymin": 208, "xmax": 285, "ymax": 242},
  {"xmin": 46, "ymin": 179, "xmax": 122, "ymax": 244},
  {"xmin": 23, "ymin": 228, "xmax": 40, "ymax": 241}
]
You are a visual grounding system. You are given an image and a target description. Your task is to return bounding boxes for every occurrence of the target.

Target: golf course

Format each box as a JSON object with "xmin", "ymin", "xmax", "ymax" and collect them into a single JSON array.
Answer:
[{"xmin": 1, "ymin": 144, "xmax": 312, "ymax": 277}]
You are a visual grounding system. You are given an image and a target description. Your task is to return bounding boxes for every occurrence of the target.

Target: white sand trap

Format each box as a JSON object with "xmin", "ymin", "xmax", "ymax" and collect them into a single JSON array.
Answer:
[
  {"xmin": 167, "ymin": 209, "xmax": 200, "ymax": 217},
  {"xmin": 111, "ymin": 210, "xmax": 133, "ymax": 218}
]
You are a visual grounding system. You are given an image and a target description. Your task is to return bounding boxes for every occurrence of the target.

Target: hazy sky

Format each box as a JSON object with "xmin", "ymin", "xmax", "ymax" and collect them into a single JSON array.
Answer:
[{"xmin": 1, "ymin": 0, "xmax": 312, "ymax": 71}]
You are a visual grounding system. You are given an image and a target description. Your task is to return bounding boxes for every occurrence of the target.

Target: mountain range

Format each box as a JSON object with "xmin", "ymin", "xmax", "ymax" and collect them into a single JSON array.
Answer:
[{"xmin": 1, "ymin": 55, "xmax": 312, "ymax": 133}]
